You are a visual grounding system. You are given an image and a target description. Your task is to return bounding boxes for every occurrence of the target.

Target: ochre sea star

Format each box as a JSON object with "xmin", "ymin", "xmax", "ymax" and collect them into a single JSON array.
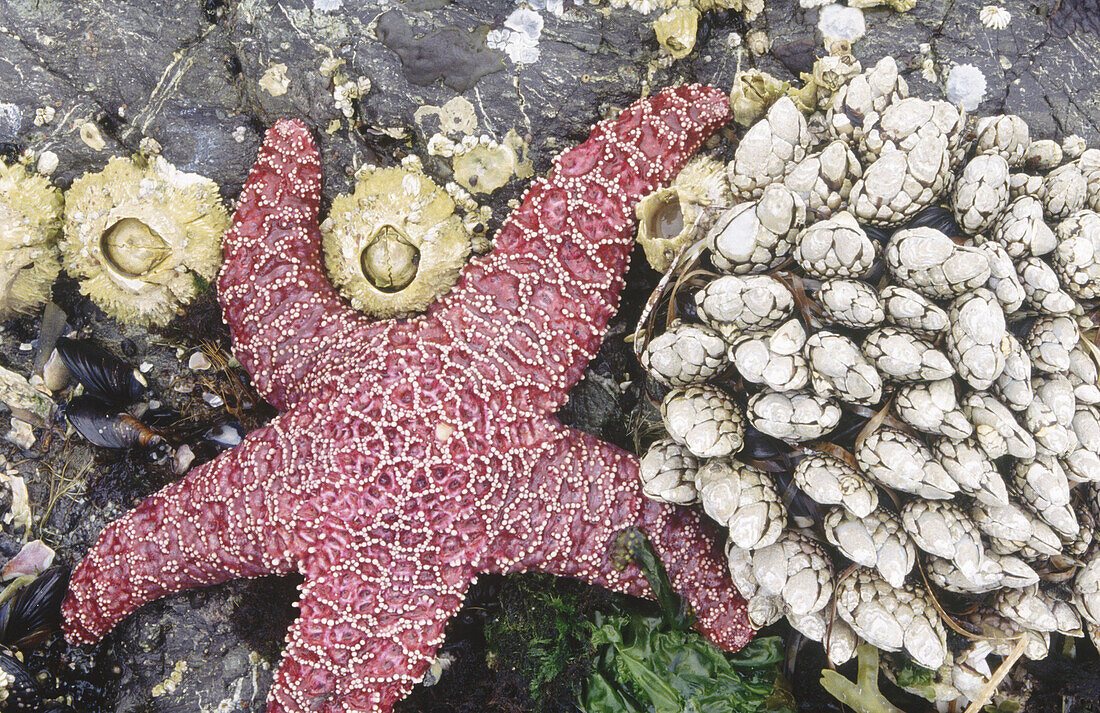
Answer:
[{"xmin": 62, "ymin": 85, "xmax": 750, "ymax": 712}]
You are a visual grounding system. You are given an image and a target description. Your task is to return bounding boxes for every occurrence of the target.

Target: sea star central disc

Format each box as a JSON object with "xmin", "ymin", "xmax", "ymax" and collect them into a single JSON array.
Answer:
[{"xmin": 62, "ymin": 85, "xmax": 750, "ymax": 713}]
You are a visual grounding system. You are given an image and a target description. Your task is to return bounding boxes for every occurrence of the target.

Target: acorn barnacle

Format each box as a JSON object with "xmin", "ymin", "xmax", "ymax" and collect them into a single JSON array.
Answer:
[
  {"xmin": 0, "ymin": 160, "xmax": 63, "ymax": 320},
  {"xmin": 634, "ymin": 155, "xmax": 732, "ymax": 272},
  {"xmin": 60, "ymin": 155, "xmax": 228, "ymax": 327},
  {"xmin": 321, "ymin": 164, "xmax": 474, "ymax": 318}
]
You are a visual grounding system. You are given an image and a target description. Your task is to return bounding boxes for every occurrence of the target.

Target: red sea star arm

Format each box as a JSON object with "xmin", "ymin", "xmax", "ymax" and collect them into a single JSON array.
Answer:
[
  {"xmin": 61, "ymin": 414, "xmax": 304, "ymax": 644},
  {"xmin": 217, "ymin": 120, "xmax": 379, "ymax": 412},
  {"xmin": 485, "ymin": 418, "xmax": 753, "ymax": 651},
  {"xmin": 266, "ymin": 529, "xmax": 474, "ymax": 713},
  {"xmin": 421, "ymin": 85, "xmax": 731, "ymax": 416}
]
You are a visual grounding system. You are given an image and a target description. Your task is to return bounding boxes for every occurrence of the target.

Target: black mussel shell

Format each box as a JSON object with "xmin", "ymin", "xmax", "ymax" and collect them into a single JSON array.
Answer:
[
  {"xmin": 0, "ymin": 645, "xmax": 46, "ymax": 711},
  {"xmin": 903, "ymin": 205, "xmax": 963, "ymax": 238},
  {"xmin": 859, "ymin": 222, "xmax": 892, "ymax": 244},
  {"xmin": 0, "ymin": 568, "xmax": 68, "ymax": 650},
  {"xmin": 54, "ymin": 338, "xmax": 145, "ymax": 405},
  {"xmin": 62, "ymin": 397, "xmax": 160, "ymax": 450}
]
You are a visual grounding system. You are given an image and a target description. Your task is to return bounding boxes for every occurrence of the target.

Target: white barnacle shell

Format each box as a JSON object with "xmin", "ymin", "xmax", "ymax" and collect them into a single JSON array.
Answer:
[
  {"xmin": 1016, "ymin": 256, "xmax": 1077, "ymax": 314},
  {"xmin": 856, "ymin": 428, "xmax": 958, "ymax": 499},
  {"xmin": 728, "ymin": 97, "xmax": 811, "ymax": 200},
  {"xmin": 1024, "ymin": 139, "xmax": 1064, "ymax": 171},
  {"xmin": 993, "ymin": 585, "xmax": 1060, "ymax": 633},
  {"xmin": 951, "ymin": 153, "xmax": 1010, "ymax": 235},
  {"xmin": 747, "ymin": 389, "xmax": 842, "ymax": 443},
  {"xmin": 1075, "ymin": 554, "xmax": 1100, "ymax": 627},
  {"xmin": 695, "ymin": 458, "xmax": 785, "ymax": 549},
  {"xmin": 1041, "ymin": 163, "xmax": 1088, "ymax": 221},
  {"xmin": 835, "ymin": 568, "xmax": 948, "ymax": 670},
  {"xmin": 695, "ymin": 274, "xmax": 794, "ymax": 337},
  {"xmin": 946, "ymin": 288, "xmax": 1006, "ymax": 391},
  {"xmin": 976, "ymin": 242, "xmax": 1026, "ymax": 314},
  {"xmin": 849, "ymin": 138, "xmax": 953, "ymax": 225},
  {"xmin": 793, "ymin": 211, "xmax": 877, "ymax": 278},
  {"xmin": 0, "ymin": 160, "xmax": 63, "ymax": 320},
  {"xmin": 1010, "ymin": 457, "xmax": 1078, "ymax": 540},
  {"xmin": 1068, "ymin": 346, "xmax": 1100, "ymax": 405},
  {"xmin": 980, "ymin": 5, "xmax": 1012, "ymax": 30},
  {"xmin": 61, "ymin": 156, "xmax": 227, "ymax": 326},
  {"xmin": 1053, "ymin": 209, "xmax": 1100, "ymax": 300},
  {"xmin": 894, "ymin": 379, "xmax": 973, "ymax": 439},
  {"xmin": 931, "ymin": 436, "xmax": 1009, "ymax": 506},
  {"xmin": 962, "ymin": 391, "xmax": 1037, "ymax": 460},
  {"xmin": 1080, "ymin": 148, "xmax": 1100, "ymax": 212},
  {"xmin": 1026, "ymin": 315, "xmax": 1079, "ymax": 374},
  {"xmin": 706, "ymin": 183, "xmax": 806, "ymax": 273},
  {"xmin": 974, "ymin": 114, "xmax": 1029, "ymax": 166},
  {"xmin": 880, "ymin": 285, "xmax": 949, "ymax": 334},
  {"xmin": 751, "ymin": 530, "xmax": 834, "ymax": 616},
  {"xmin": 730, "ymin": 319, "xmax": 810, "ymax": 392},
  {"xmin": 862, "ymin": 326, "xmax": 955, "ymax": 383},
  {"xmin": 638, "ymin": 438, "xmax": 700, "ymax": 505},
  {"xmin": 660, "ymin": 385, "xmax": 744, "ymax": 458},
  {"xmin": 985, "ymin": 195, "xmax": 1057, "ymax": 258},
  {"xmin": 827, "ymin": 56, "xmax": 909, "ymax": 143},
  {"xmin": 817, "ymin": 279, "xmax": 884, "ymax": 330},
  {"xmin": 945, "ymin": 64, "xmax": 987, "ymax": 112},
  {"xmin": 901, "ymin": 499, "xmax": 987, "ymax": 578},
  {"xmin": 994, "ymin": 332, "xmax": 1034, "ymax": 411},
  {"xmin": 965, "ymin": 608, "xmax": 1050, "ymax": 661},
  {"xmin": 805, "ymin": 330, "xmax": 884, "ymax": 405},
  {"xmin": 792, "ymin": 452, "xmax": 879, "ymax": 518},
  {"xmin": 885, "ymin": 227, "xmax": 990, "ymax": 299},
  {"xmin": 640, "ymin": 321, "xmax": 728, "ymax": 386},
  {"xmin": 859, "ymin": 98, "xmax": 964, "ymax": 165},
  {"xmin": 824, "ymin": 508, "xmax": 916, "ymax": 587},
  {"xmin": 970, "ymin": 499, "xmax": 1061, "ymax": 557},
  {"xmin": 1024, "ymin": 375, "xmax": 1078, "ymax": 458},
  {"xmin": 782, "ymin": 140, "xmax": 863, "ymax": 219},
  {"xmin": 926, "ymin": 551, "xmax": 1036, "ymax": 594}
]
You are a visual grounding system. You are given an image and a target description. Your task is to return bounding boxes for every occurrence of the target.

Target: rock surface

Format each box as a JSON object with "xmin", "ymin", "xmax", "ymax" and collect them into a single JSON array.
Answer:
[{"xmin": 0, "ymin": 0, "xmax": 1099, "ymax": 710}]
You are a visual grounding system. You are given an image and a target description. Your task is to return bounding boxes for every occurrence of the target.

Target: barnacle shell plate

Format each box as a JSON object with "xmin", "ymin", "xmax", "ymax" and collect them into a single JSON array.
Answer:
[
  {"xmin": 0, "ymin": 161, "xmax": 63, "ymax": 319},
  {"xmin": 61, "ymin": 156, "xmax": 227, "ymax": 326}
]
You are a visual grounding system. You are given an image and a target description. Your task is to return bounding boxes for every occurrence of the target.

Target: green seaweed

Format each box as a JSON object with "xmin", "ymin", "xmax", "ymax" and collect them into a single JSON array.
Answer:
[{"xmin": 820, "ymin": 645, "xmax": 905, "ymax": 713}]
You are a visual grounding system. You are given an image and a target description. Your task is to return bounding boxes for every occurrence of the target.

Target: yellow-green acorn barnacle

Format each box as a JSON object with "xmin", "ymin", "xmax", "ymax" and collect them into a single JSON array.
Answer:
[
  {"xmin": 0, "ymin": 160, "xmax": 64, "ymax": 319},
  {"xmin": 61, "ymin": 156, "xmax": 227, "ymax": 327},
  {"xmin": 322, "ymin": 164, "xmax": 473, "ymax": 318},
  {"xmin": 635, "ymin": 155, "xmax": 732, "ymax": 272}
]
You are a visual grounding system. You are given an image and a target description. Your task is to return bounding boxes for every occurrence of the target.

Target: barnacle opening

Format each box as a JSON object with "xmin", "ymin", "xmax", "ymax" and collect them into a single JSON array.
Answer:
[
  {"xmin": 322, "ymin": 164, "xmax": 474, "ymax": 317},
  {"xmin": 361, "ymin": 226, "xmax": 420, "ymax": 293},
  {"xmin": 100, "ymin": 217, "xmax": 171, "ymax": 278}
]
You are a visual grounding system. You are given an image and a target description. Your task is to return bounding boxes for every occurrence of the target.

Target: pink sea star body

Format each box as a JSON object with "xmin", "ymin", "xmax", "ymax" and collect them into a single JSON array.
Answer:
[{"xmin": 62, "ymin": 85, "xmax": 750, "ymax": 712}]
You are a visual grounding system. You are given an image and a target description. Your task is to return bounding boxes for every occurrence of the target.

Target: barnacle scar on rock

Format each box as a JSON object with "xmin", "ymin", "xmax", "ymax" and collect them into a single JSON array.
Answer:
[
  {"xmin": 635, "ymin": 156, "xmax": 732, "ymax": 271},
  {"xmin": 321, "ymin": 164, "xmax": 476, "ymax": 317},
  {"xmin": 0, "ymin": 160, "xmax": 63, "ymax": 319},
  {"xmin": 60, "ymin": 155, "xmax": 228, "ymax": 327}
]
